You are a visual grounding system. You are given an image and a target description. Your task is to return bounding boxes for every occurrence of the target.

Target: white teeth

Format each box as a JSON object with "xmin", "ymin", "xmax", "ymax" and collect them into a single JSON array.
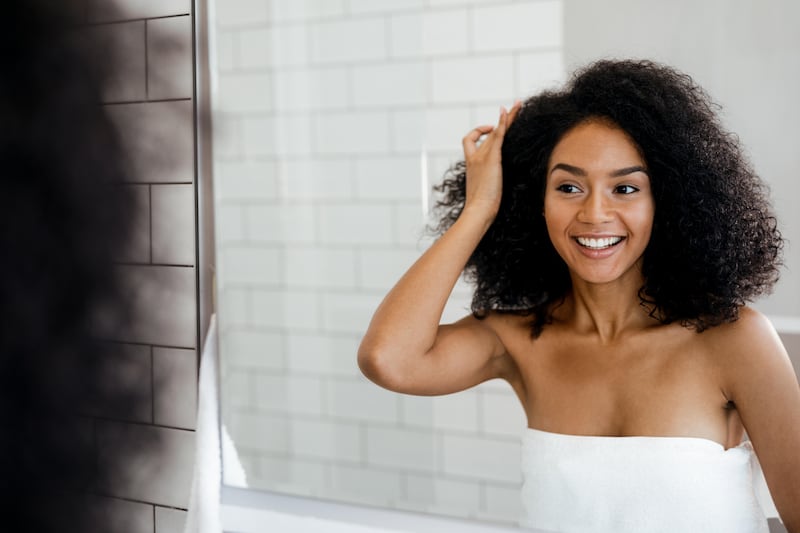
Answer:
[{"xmin": 576, "ymin": 236, "xmax": 623, "ymax": 249}]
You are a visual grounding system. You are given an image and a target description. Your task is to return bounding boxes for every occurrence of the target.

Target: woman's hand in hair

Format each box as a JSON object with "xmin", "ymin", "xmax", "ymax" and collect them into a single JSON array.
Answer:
[{"xmin": 461, "ymin": 100, "xmax": 521, "ymax": 222}]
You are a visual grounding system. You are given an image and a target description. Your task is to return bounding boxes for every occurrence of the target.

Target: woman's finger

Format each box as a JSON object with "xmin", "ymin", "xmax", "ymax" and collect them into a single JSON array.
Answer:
[
  {"xmin": 495, "ymin": 106, "xmax": 508, "ymax": 135},
  {"xmin": 495, "ymin": 100, "xmax": 522, "ymax": 138},
  {"xmin": 462, "ymin": 125, "xmax": 494, "ymax": 156},
  {"xmin": 507, "ymin": 99, "xmax": 522, "ymax": 126}
]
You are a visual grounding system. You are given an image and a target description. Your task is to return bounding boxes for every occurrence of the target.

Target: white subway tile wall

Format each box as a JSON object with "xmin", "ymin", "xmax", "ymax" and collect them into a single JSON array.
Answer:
[
  {"xmin": 482, "ymin": 484, "xmax": 525, "ymax": 523},
  {"xmin": 401, "ymin": 391, "xmax": 480, "ymax": 432},
  {"xmin": 107, "ymin": 100, "xmax": 195, "ymax": 182},
  {"xmin": 271, "ymin": 0, "xmax": 347, "ymax": 22},
  {"xmin": 404, "ymin": 474, "xmax": 481, "ymax": 515},
  {"xmin": 147, "ymin": 15, "xmax": 194, "ymax": 100},
  {"xmin": 96, "ymin": 421, "xmax": 196, "ymax": 508},
  {"xmin": 151, "ymin": 184, "xmax": 196, "ymax": 265},
  {"xmin": 290, "ymin": 418, "xmax": 363, "ymax": 462},
  {"xmin": 214, "ymin": 0, "xmax": 271, "ymax": 28},
  {"xmin": 119, "ymin": 185, "xmax": 152, "ymax": 264},
  {"xmin": 440, "ymin": 434, "xmax": 521, "ymax": 483},
  {"xmin": 365, "ymin": 426, "xmax": 438, "ymax": 471},
  {"xmin": 330, "ymin": 463, "xmax": 405, "ymax": 505},
  {"xmin": 153, "ymin": 347, "xmax": 198, "ymax": 429},
  {"xmin": 389, "ymin": 11, "xmax": 469, "ymax": 57},
  {"xmin": 258, "ymin": 455, "xmax": 329, "ymax": 495},
  {"xmin": 118, "ymin": 265, "xmax": 197, "ymax": 347},
  {"xmin": 91, "ymin": 2, "xmax": 196, "ymax": 530},
  {"xmin": 89, "ymin": 0, "xmax": 191, "ymax": 22},
  {"xmin": 154, "ymin": 507, "xmax": 189, "ymax": 533},
  {"xmin": 214, "ymin": 0, "xmax": 565, "ymax": 525},
  {"xmin": 224, "ymin": 329, "xmax": 286, "ymax": 370}
]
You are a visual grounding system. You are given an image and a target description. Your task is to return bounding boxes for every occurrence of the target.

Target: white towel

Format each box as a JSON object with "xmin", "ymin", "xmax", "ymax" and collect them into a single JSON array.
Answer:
[
  {"xmin": 520, "ymin": 427, "xmax": 770, "ymax": 532},
  {"xmin": 183, "ymin": 314, "xmax": 223, "ymax": 533}
]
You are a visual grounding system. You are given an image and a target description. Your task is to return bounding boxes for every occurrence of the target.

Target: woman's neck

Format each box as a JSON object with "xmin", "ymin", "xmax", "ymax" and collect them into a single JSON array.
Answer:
[{"xmin": 559, "ymin": 272, "xmax": 657, "ymax": 344}]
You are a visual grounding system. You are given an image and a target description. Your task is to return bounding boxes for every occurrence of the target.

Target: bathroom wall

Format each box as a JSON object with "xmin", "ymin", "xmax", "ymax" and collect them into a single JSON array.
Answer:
[
  {"xmin": 213, "ymin": 0, "xmax": 564, "ymax": 525},
  {"xmin": 86, "ymin": 1, "xmax": 199, "ymax": 531}
]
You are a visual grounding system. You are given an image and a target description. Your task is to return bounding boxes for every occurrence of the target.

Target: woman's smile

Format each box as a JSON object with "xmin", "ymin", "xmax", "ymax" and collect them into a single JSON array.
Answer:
[
  {"xmin": 572, "ymin": 234, "xmax": 627, "ymax": 259},
  {"xmin": 575, "ymin": 236, "xmax": 625, "ymax": 249}
]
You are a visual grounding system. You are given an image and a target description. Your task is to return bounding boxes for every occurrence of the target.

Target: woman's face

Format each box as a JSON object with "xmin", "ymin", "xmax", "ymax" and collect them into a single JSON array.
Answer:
[{"xmin": 543, "ymin": 119, "xmax": 655, "ymax": 287}]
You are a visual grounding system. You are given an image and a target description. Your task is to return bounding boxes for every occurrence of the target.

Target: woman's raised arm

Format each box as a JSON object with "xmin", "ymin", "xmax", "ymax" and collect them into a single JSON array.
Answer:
[{"xmin": 358, "ymin": 102, "xmax": 521, "ymax": 396}]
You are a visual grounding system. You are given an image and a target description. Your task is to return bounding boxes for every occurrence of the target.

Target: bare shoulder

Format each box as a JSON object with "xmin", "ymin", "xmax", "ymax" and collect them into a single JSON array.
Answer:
[
  {"xmin": 702, "ymin": 307, "xmax": 784, "ymax": 359},
  {"xmin": 701, "ymin": 306, "xmax": 793, "ymax": 392},
  {"xmin": 481, "ymin": 311, "xmax": 534, "ymax": 334},
  {"xmin": 481, "ymin": 311, "xmax": 538, "ymax": 355}
]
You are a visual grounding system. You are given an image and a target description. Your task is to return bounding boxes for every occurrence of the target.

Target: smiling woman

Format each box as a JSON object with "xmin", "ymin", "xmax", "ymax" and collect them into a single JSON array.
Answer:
[{"xmin": 359, "ymin": 60, "xmax": 799, "ymax": 532}]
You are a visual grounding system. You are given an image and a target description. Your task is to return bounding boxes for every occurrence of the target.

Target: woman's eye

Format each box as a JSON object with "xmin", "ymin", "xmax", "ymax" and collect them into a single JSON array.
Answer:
[
  {"xmin": 556, "ymin": 184, "xmax": 581, "ymax": 193},
  {"xmin": 615, "ymin": 184, "xmax": 639, "ymax": 194}
]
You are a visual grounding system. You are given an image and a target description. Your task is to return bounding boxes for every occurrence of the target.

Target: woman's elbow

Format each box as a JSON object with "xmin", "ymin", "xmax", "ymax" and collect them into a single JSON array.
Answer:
[
  {"xmin": 357, "ymin": 341, "xmax": 407, "ymax": 391},
  {"xmin": 357, "ymin": 343, "xmax": 381, "ymax": 382}
]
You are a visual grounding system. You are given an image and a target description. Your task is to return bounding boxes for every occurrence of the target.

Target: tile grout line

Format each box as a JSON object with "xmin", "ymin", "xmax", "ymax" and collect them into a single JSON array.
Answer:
[
  {"xmin": 144, "ymin": 19, "xmax": 149, "ymax": 100},
  {"xmin": 148, "ymin": 184, "xmax": 153, "ymax": 264},
  {"xmin": 151, "ymin": 345, "xmax": 156, "ymax": 426}
]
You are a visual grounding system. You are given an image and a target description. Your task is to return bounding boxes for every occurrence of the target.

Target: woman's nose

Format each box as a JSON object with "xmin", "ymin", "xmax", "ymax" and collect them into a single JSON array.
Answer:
[{"xmin": 577, "ymin": 190, "xmax": 613, "ymax": 224}]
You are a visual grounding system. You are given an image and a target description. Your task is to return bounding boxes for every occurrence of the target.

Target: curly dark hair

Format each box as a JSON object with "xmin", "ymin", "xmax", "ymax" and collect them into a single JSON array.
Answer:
[{"xmin": 432, "ymin": 59, "xmax": 783, "ymax": 337}]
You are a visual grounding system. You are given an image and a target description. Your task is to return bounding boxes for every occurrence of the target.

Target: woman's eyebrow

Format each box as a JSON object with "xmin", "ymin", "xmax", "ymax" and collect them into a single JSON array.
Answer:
[
  {"xmin": 549, "ymin": 163, "xmax": 649, "ymax": 177},
  {"xmin": 610, "ymin": 165, "xmax": 649, "ymax": 177},
  {"xmin": 549, "ymin": 163, "xmax": 586, "ymax": 176}
]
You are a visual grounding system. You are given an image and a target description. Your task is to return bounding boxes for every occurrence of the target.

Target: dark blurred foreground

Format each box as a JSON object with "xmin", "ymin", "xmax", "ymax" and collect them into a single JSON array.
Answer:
[{"xmin": 0, "ymin": 1, "xmax": 160, "ymax": 530}]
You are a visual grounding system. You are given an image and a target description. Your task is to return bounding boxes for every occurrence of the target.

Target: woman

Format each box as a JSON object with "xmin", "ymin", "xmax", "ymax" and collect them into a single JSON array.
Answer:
[{"xmin": 358, "ymin": 60, "xmax": 799, "ymax": 532}]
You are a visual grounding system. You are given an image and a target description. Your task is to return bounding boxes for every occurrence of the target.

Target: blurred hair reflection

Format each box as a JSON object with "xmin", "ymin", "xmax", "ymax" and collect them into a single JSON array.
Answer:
[{"xmin": 0, "ymin": 1, "xmax": 158, "ymax": 531}]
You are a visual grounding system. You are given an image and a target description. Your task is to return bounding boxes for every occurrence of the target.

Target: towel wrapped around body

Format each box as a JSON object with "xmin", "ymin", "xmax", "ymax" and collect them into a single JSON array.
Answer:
[{"xmin": 520, "ymin": 427, "xmax": 770, "ymax": 532}]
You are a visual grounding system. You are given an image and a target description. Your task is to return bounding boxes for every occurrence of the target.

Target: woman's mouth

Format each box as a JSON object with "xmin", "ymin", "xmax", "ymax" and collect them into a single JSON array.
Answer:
[{"xmin": 574, "ymin": 236, "xmax": 625, "ymax": 250}]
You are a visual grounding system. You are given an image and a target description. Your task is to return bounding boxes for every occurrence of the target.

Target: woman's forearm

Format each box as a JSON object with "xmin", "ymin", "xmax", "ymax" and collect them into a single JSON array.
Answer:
[
  {"xmin": 358, "ymin": 206, "xmax": 493, "ymax": 363},
  {"xmin": 358, "ymin": 104, "xmax": 520, "ymax": 386}
]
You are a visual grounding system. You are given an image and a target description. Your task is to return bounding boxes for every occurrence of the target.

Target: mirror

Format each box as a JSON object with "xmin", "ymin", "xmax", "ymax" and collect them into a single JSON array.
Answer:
[{"xmin": 210, "ymin": 0, "xmax": 798, "ymax": 527}]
